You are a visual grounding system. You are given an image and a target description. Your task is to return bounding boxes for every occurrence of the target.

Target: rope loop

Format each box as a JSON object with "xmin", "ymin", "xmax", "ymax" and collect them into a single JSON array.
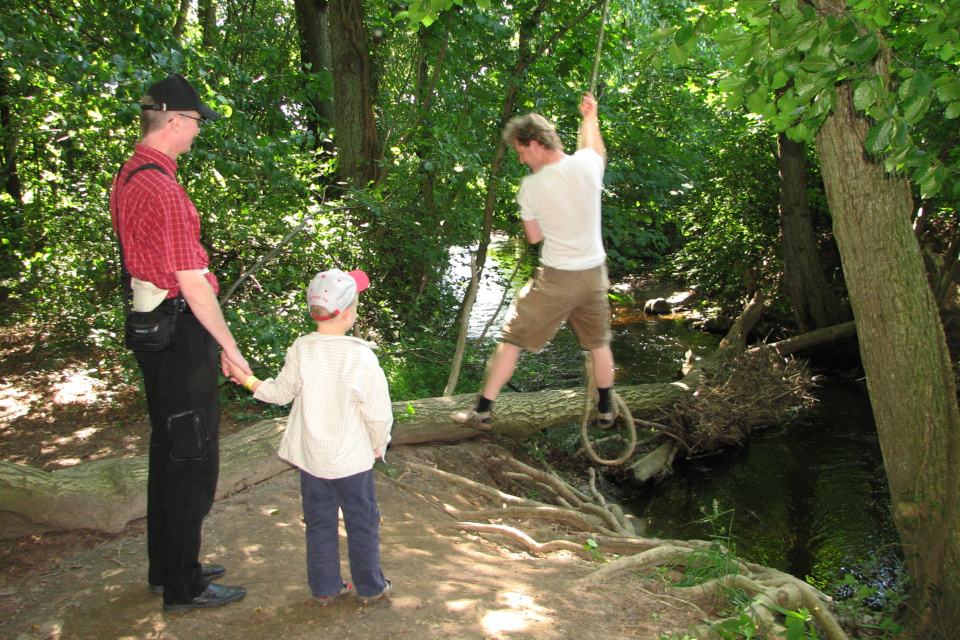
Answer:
[{"xmin": 579, "ymin": 352, "xmax": 637, "ymax": 466}]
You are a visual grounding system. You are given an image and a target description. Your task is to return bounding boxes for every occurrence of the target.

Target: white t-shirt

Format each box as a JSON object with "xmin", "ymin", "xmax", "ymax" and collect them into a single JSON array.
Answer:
[
  {"xmin": 254, "ymin": 333, "xmax": 393, "ymax": 479},
  {"xmin": 518, "ymin": 148, "xmax": 606, "ymax": 270}
]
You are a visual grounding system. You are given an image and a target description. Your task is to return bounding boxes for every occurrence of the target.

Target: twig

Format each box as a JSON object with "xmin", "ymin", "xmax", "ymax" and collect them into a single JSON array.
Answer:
[{"xmin": 445, "ymin": 255, "xmax": 479, "ymax": 396}]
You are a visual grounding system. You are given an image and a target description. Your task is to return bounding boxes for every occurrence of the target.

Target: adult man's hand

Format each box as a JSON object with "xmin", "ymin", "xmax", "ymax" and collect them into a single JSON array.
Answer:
[
  {"xmin": 176, "ymin": 269, "xmax": 252, "ymax": 376},
  {"xmin": 221, "ymin": 350, "xmax": 251, "ymax": 378},
  {"xmin": 580, "ymin": 92, "xmax": 598, "ymax": 119}
]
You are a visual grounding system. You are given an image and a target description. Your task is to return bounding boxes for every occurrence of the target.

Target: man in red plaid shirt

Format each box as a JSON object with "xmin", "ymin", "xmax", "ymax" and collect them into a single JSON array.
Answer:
[{"xmin": 111, "ymin": 74, "xmax": 249, "ymax": 613}]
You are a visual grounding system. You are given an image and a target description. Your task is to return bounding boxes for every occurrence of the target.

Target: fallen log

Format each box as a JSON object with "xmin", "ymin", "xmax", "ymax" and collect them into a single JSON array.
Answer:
[
  {"xmin": 1, "ymin": 293, "xmax": 854, "ymax": 537},
  {"xmin": 0, "ymin": 382, "xmax": 691, "ymax": 538},
  {"xmin": 0, "ymin": 419, "xmax": 289, "ymax": 538},
  {"xmin": 748, "ymin": 320, "xmax": 857, "ymax": 357}
]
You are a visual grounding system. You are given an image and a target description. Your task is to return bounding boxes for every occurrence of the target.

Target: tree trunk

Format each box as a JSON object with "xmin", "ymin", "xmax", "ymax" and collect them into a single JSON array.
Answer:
[
  {"xmin": 199, "ymin": 0, "xmax": 218, "ymax": 50},
  {"xmin": 814, "ymin": 83, "xmax": 960, "ymax": 631},
  {"xmin": 778, "ymin": 133, "xmax": 847, "ymax": 334},
  {"xmin": 328, "ymin": 0, "xmax": 380, "ymax": 188},
  {"xmin": 294, "ymin": 0, "xmax": 335, "ymax": 146}
]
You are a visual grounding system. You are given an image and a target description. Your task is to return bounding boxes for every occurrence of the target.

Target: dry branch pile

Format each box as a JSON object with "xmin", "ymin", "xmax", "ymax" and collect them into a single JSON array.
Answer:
[{"xmin": 664, "ymin": 348, "xmax": 816, "ymax": 454}]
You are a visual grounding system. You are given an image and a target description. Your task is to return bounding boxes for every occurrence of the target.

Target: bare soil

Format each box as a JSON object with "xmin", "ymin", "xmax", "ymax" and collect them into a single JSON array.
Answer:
[{"xmin": 0, "ymin": 320, "xmax": 707, "ymax": 640}]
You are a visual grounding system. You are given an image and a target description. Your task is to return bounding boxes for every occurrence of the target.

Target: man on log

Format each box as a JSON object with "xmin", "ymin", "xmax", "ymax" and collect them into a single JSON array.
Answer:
[{"xmin": 453, "ymin": 93, "xmax": 617, "ymax": 431}]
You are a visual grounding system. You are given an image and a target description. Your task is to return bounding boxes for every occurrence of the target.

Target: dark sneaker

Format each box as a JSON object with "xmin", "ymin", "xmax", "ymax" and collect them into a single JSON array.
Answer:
[
  {"xmin": 452, "ymin": 409, "xmax": 493, "ymax": 431},
  {"xmin": 313, "ymin": 582, "xmax": 353, "ymax": 607},
  {"xmin": 162, "ymin": 583, "xmax": 247, "ymax": 613},
  {"xmin": 355, "ymin": 579, "xmax": 393, "ymax": 604},
  {"xmin": 150, "ymin": 564, "xmax": 227, "ymax": 594}
]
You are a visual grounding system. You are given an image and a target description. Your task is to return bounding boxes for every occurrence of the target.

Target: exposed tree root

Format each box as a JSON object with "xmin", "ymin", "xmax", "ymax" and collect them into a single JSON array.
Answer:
[
  {"xmin": 454, "ymin": 507, "xmax": 624, "ymax": 538},
  {"xmin": 492, "ymin": 453, "xmax": 633, "ymax": 535},
  {"xmin": 580, "ymin": 543, "xmax": 848, "ymax": 640},
  {"xmin": 407, "ymin": 448, "xmax": 850, "ymax": 640},
  {"xmin": 405, "ymin": 461, "xmax": 545, "ymax": 508},
  {"xmin": 453, "ymin": 522, "xmax": 586, "ymax": 555}
]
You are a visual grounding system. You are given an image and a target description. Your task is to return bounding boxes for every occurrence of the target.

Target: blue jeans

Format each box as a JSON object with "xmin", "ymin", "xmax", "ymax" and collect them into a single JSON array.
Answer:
[{"xmin": 300, "ymin": 469, "xmax": 386, "ymax": 598}]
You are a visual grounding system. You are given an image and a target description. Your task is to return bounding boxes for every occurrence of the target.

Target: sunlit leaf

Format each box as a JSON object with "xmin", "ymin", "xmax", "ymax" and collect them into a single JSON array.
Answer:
[
  {"xmin": 746, "ymin": 89, "xmax": 769, "ymax": 114},
  {"xmin": 846, "ymin": 33, "xmax": 879, "ymax": 63},
  {"xmin": 865, "ymin": 118, "xmax": 896, "ymax": 154},
  {"xmin": 853, "ymin": 80, "xmax": 877, "ymax": 111}
]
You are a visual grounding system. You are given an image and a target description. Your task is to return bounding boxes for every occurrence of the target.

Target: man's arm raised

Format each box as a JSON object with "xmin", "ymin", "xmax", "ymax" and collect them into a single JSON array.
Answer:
[{"xmin": 577, "ymin": 92, "xmax": 606, "ymax": 164}]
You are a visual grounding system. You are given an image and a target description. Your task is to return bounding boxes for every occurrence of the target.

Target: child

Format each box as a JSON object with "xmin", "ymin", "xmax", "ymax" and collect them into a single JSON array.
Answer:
[{"xmin": 226, "ymin": 268, "xmax": 394, "ymax": 605}]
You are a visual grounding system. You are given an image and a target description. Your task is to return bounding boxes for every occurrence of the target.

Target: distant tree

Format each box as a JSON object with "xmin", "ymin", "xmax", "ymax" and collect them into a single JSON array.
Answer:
[
  {"xmin": 293, "ymin": 0, "xmax": 335, "ymax": 147},
  {"xmin": 777, "ymin": 133, "xmax": 849, "ymax": 335},
  {"xmin": 199, "ymin": 0, "xmax": 218, "ymax": 49},
  {"xmin": 328, "ymin": 0, "xmax": 380, "ymax": 187}
]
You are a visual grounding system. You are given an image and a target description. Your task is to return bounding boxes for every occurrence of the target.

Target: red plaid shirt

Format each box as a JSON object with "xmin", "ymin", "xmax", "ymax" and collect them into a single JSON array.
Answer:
[{"xmin": 110, "ymin": 144, "xmax": 219, "ymax": 298}]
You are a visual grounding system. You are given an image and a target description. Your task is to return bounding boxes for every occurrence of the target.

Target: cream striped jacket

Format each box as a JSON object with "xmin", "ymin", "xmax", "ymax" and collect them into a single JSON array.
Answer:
[{"xmin": 253, "ymin": 333, "xmax": 393, "ymax": 479}]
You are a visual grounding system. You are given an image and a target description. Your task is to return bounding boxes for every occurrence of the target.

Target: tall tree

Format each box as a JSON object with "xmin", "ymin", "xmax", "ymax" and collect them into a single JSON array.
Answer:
[
  {"xmin": 685, "ymin": 0, "xmax": 960, "ymax": 630},
  {"xmin": 328, "ymin": 0, "xmax": 380, "ymax": 187},
  {"xmin": 817, "ymin": 75, "xmax": 960, "ymax": 635}
]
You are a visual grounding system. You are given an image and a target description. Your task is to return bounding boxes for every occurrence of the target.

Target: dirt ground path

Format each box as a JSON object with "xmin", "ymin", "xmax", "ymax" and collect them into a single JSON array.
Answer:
[{"xmin": 0, "ymin": 442, "xmax": 703, "ymax": 640}]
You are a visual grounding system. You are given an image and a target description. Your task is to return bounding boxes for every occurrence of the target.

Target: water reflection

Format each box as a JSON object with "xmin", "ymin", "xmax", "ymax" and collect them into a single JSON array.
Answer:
[{"xmin": 630, "ymin": 379, "xmax": 902, "ymax": 595}]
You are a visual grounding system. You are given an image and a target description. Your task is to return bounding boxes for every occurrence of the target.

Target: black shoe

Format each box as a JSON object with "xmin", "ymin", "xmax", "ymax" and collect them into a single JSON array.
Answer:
[
  {"xmin": 163, "ymin": 583, "xmax": 247, "ymax": 613},
  {"xmin": 150, "ymin": 564, "xmax": 227, "ymax": 594}
]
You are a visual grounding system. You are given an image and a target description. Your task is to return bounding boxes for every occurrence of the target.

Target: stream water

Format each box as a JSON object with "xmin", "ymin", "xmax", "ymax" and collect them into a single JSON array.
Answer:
[{"xmin": 450, "ymin": 240, "xmax": 903, "ymax": 599}]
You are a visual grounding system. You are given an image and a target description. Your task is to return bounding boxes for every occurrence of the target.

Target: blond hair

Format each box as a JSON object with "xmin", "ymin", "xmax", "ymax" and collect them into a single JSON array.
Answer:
[
  {"xmin": 501, "ymin": 113, "xmax": 563, "ymax": 151},
  {"xmin": 310, "ymin": 294, "xmax": 359, "ymax": 322}
]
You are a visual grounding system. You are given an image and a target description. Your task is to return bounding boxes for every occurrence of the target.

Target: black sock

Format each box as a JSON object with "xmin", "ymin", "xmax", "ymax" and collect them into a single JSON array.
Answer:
[
  {"xmin": 597, "ymin": 387, "xmax": 612, "ymax": 413},
  {"xmin": 476, "ymin": 396, "xmax": 493, "ymax": 413}
]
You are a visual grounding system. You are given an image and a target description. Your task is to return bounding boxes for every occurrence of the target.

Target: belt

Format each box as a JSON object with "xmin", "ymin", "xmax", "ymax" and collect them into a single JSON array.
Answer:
[{"xmin": 158, "ymin": 297, "xmax": 191, "ymax": 314}]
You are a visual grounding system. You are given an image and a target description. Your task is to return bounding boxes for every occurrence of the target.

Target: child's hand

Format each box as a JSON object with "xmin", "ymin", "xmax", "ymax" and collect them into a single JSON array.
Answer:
[{"xmin": 226, "ymin": 359, "xmax": 245, "ymax": 385}]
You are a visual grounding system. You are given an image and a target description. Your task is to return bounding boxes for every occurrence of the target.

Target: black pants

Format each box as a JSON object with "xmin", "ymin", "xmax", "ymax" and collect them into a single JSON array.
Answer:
[{"xmin": 136, "ymin": 310, "xmax": 220, "ymax": 604}]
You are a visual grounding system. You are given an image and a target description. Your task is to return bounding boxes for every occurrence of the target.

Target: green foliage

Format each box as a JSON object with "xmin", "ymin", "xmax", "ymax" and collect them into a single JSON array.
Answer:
[
  {"xmin": 395, "ymin": 0, "xmax": 491, "ymax": 29},
  {"xmin": 667, "ymin": 126, "xmax": 784, "ymax": 307},
  {"xmin": 1, "ymin": 0, "xmax": 329, "ymax": 343},
  {"xmin": 832, "ymin": 571, "xmax": 909, "ymax": 639},
  {"xmin": 680, "ymin": 0, "xmax": 960, "ymax": 198}
]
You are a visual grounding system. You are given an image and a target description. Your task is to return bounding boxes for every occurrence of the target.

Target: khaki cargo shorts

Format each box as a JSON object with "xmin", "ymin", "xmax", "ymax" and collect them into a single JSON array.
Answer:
[{"xmin": 501, "ymin": 264, "xmax": 612, "ymax": 354}]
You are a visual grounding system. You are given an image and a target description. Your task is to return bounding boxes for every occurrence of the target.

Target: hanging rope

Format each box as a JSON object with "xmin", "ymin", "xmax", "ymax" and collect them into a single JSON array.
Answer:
[
  {"xmin": 589, "ymin": 0, "xmax": 612, "ymax": 94},
  {"xmin": 579, "ymin": 351, "xmax": 637, "ymax": 466}
]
